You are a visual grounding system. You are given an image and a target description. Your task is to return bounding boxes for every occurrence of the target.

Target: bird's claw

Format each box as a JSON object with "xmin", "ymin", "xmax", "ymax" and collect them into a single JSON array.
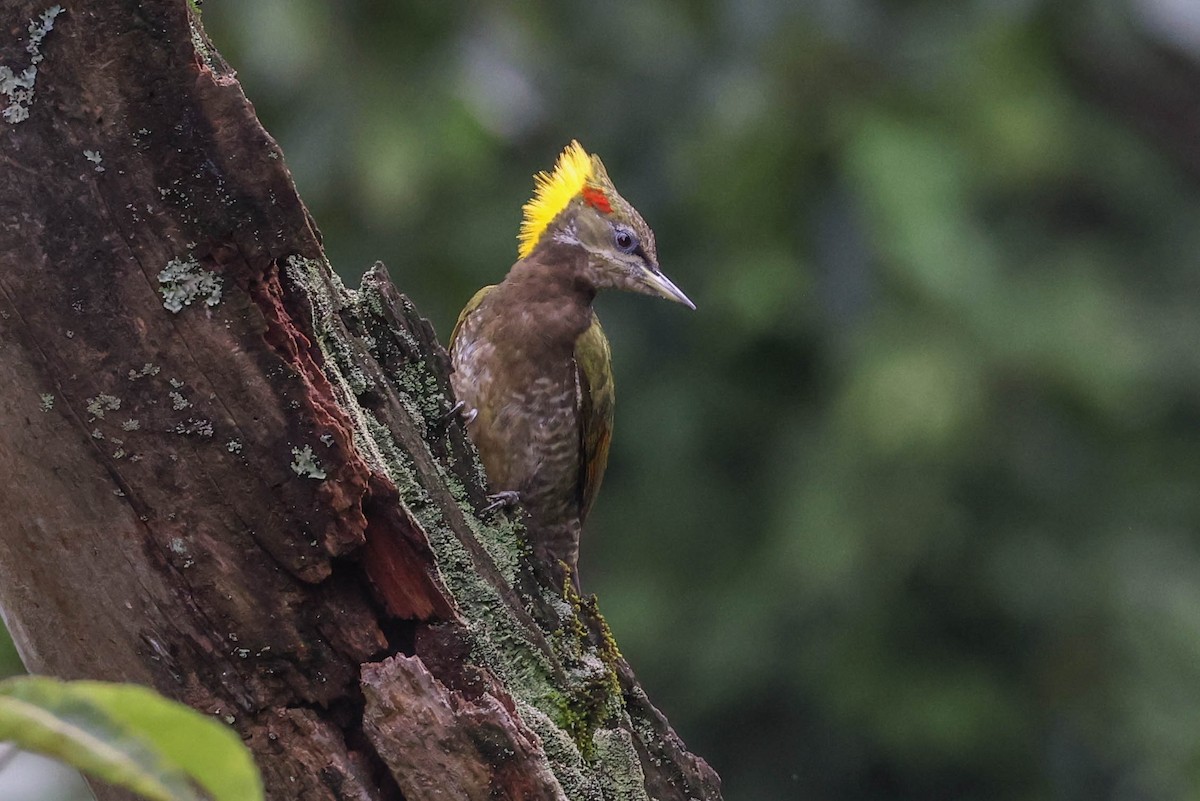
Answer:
[
  {"xmin": 440, "ymin": 400, "xmax": 478, "ymax": 425},
  {"xmin": 483, "ymin": 490, "xmax": 521, "ymax": 515}
]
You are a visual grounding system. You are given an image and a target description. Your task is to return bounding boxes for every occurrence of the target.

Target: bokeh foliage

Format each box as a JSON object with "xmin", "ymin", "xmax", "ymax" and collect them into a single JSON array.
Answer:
[{"xmin": 10, "ymin": 1, "xmax": 1200, "ymax": 799}]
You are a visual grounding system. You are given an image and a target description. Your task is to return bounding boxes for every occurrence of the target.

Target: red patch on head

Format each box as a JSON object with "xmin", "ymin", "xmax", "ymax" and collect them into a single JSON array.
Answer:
[{"xmin": 581, "ymin": 187, "xmax": 612, "ymax": 215}]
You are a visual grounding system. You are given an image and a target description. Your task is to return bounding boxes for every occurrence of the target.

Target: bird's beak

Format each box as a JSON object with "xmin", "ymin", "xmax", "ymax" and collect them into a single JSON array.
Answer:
[{"xmin": 641, "ymin": 267, "xmax": 696, "ymax": 310}]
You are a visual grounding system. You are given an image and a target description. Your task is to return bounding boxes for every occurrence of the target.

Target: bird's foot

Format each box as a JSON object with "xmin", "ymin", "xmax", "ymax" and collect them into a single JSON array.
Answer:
[
  {"xmin": 441, "ymin": 399, "xmax": 478, "ymax": 425},
  {"xmin": 483, "ymin": 490, "xmax": 521, "ymax": 514}
]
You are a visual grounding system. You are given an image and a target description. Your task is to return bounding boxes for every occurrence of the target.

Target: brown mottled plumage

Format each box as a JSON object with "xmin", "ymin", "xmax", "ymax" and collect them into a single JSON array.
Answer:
[{"xmin": 449, "ymin": 142, "xmax": 692, "ymax": 583}]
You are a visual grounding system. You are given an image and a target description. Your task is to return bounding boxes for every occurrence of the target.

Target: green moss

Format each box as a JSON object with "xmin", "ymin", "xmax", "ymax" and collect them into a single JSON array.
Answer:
[
  {"xmin": 515, "ymin": 700, "xmax": 601, "ymax": 801},
  {"xmin": 585, "ymin": 595, "xmax": 624, "ymax": 680},
  {"xmin": 539, "ymin": 576, "xmax": 627, "ymax": 758}
]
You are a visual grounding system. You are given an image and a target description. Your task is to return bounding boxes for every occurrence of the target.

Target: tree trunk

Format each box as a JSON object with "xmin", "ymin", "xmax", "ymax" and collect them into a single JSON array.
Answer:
[{"xmin": 0, "ymin": 3, "xmax": 721, "ymax": 800}]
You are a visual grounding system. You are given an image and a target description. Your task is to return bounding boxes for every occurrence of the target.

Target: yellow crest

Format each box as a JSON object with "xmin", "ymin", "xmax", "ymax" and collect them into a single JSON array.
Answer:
[{"xmin": 518, "ymin": 140, "xmax": 596, "ymax": 259}]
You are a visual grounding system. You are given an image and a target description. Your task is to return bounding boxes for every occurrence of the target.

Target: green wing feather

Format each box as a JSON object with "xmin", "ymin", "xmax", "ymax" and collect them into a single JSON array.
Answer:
[
  {"xmin": 449, "ymin": 284, "xmax": 496, "ymax": 349},
  {"xmin": 575, "ymin": 313, "xmax": 614, "ymax": 524}
]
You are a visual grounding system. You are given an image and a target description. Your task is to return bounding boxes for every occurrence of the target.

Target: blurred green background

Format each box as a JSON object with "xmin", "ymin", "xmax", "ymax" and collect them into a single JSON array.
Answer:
[{"xmin": 8, "ymin": 0, "xmax": 1200, "ymax": 799}]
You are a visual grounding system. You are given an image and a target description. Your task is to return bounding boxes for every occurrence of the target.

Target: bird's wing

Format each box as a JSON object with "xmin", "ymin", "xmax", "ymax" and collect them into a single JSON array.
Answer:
[
  {"xmin": 449, "ymin": 284, "xmax": 497, "ymax": 351},
  {"xmin": 575, "ymin": 312, "xmax": 615, "ymax": 525}
]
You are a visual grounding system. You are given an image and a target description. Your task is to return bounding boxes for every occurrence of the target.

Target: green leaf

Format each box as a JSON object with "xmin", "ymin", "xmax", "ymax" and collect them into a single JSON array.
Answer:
[{"xmin": 0, "ymin": 676, "xmax": 263, "ymax": 801}]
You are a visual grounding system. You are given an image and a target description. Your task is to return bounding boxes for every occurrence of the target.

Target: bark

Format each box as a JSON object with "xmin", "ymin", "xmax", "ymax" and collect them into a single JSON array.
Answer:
[{"xmin": 0, "ymin": 3, "xmax": 721, "ymax": 800}]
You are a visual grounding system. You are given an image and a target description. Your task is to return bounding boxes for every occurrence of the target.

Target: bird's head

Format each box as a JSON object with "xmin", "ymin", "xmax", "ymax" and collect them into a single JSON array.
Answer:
[{"xmin": 517, "ymin": 141, "xmax": 695, "ymax": 309}]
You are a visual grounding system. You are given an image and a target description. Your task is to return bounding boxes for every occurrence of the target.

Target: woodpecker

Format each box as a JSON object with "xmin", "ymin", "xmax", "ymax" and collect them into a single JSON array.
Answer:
[{"xmin": 449, "ymin": 141, "xmax": 693, "ymax": 584}]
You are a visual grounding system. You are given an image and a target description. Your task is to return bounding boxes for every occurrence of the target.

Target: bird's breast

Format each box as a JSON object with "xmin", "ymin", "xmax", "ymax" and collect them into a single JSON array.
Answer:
[{"xmin": 451, "ymin": 330, "xmax": 582, "ymax": 522}]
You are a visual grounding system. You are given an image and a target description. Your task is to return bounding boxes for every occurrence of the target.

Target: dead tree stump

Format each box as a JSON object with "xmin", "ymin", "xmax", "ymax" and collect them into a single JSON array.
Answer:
[{"xmin": 0, "ymin": 3, "xmax": 721, "ymax": 800}]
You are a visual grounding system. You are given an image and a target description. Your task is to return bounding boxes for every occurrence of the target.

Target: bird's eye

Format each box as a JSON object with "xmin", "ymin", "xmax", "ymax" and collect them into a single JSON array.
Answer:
[{"xmin": 614, "ymin": 229, "xmax": 637, "ymax": 254}]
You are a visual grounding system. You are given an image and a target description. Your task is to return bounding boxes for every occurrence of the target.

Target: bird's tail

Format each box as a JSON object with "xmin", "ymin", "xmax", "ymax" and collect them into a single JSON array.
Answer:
[{"xmin": 530, "ymin": 518, "xmax": 583, "ymax": 590}]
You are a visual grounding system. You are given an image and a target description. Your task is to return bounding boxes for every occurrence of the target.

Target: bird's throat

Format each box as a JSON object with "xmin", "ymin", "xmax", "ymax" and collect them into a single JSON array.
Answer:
[{"xmin": 497, "ymin": 248, "xmax": 596, "ymax": 356}]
